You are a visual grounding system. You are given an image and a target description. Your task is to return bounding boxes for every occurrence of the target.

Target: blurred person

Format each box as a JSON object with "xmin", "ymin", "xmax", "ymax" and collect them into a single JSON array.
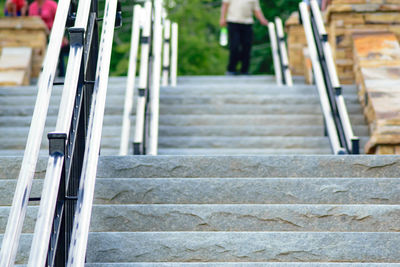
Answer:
[
  {"xmin": 28, "ymin": 0, "xmax": 57, "ymax": 30},
  {"xmin": 5, "ymin": 0, "xmax": 27, "ymax": 16},
  {"xmin": 29, "ymin": 0, "xmax": 68, "ymax": 76},
  {"xmin": 220, "ymin": 0, "xmax": 268, "ymax": 75}
]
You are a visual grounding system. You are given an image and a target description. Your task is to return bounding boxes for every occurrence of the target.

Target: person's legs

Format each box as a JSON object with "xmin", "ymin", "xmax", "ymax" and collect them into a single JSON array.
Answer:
[
  {"xmin": 239, "ymin": 24, "xmax": 253, "ymax": 74},
  {"xmin": 227, "ymin": 22, "xmax": 241, "ymax": 74}
]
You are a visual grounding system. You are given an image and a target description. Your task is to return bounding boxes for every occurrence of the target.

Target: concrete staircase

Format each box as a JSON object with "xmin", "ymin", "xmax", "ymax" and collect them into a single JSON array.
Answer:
[
  {"xmin": 0, "ymin": 75, "xmax": 368, "ymax": 155},
  {"xmin": 2, "ymin": 76, "xmax": 398, "ymax": 265}
]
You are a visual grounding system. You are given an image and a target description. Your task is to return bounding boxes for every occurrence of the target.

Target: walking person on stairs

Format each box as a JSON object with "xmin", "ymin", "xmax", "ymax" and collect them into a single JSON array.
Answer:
[{"xmin": 220, "ymin": 0, "xmax": 269, "ymax": 76}]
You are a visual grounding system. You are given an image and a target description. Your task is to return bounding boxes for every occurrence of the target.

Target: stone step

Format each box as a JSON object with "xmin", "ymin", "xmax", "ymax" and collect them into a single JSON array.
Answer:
[
  {"xmin": 84, "ymin": 232, "xmax": 400, "ymax": 263},
  {"xmin": 0, "ymin": 93, "xmax": 361, "ymax": 108},
  {"xmin": 1, "ymin": 205, "xmax": 399, "ymax": 233},
  {"xmin": 0, "ymin": 125, "xmax": 370, "ymax": 139},
  {"xmin": 3, "ymin": 177, "xmax": 398, "ymax": 206},
  {"xmin": 84, "ymin": 263, "xmax": 400, "ymax": 267},
  {"xmin": 158, "ymin": 148, "xmax": 333, "ymax": 155},
  {"xmin": 0, "ymin": 103, "xmax": 365, "ymax": 117},
  {"xmin": 0, "ymin": 136, "xmax": 370, "ymax": 151},
  {"xmin": 4, "ymin": 176, "xmax": 398, "ymax": 205},
  {"xmin": 108, "ymin": 84, "xmax": 359, "ymax": 96},
  {"xmin": 1, "ymin": 156, "xmax": 399, "ymax": 180},
  {"xmin": 156, "ymin": 95, "xmax": 361, "ymax": 106},
  {"xmin": 94, "ymin": 155, "xmax": 399, "ymax": 179},
  {"xmin": 3, "ymin": 232, "xmax": 399, "ymax": 264},
  {"xmin": 0, "ymin": 114, "xmax": 367, "ymax": 127},
  {"xmin": 153, "ymin": 136, "xmax": 369, "ymax": 149}
]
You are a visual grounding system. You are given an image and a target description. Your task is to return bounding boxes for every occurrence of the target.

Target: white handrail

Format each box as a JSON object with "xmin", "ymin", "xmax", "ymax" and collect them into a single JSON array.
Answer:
[
  {"xmin": 134, "ymin": 1, "xmax": 152, "ymax": 153},
  {"xmin": 170, "ymin": 22, "xmax": 178, "ymax": 87},
  {"xmin": 162, "ymin": 19, "xmax": 171, "ymax": 86},
  {"xmin": 310, "ymin": 0, "xmax": 359, "ymax": 152},
  {"xmin": 66, "ymin": 0, "xmax": 117, "ymax": 265},
  {"xmin": 0, "ymin": 1, "xmax": 71, "ymax": 265},
  {"xmin": 300, "ymin": 2, "xmax": 345, "ymax": 154},
  {"xmin": 268, "ymin": 22, "xmax": 282, "ymax": 86},
  {"xmin": 148, "ymin": 0, "xmax": 163, "ymax": 155},
  {"xmin": 275, "ymin": 17, "xmax": 293, "ymax": 87},
  {"xmin": 27, "ymin": 0, "xmax": 92, "ymax": 265},
  {"xmin": 119, "ymin": 5, "xmax": 143, "ymax": 155}
]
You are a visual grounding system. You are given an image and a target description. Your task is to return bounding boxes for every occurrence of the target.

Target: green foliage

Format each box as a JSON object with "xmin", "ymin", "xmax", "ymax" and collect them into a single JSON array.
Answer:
[{"xmin": 108, "ymin": 0, "xmax": 301, "ymax": 76}]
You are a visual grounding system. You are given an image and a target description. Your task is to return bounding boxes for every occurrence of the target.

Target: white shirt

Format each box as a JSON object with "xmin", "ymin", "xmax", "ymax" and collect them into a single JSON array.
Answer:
[{"xmin": 223, "ymin": 0, "xmax": 262, "ymax": 24}]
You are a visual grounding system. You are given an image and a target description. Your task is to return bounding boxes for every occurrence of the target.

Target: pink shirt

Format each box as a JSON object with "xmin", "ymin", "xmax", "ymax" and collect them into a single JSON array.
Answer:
[{"xmin": 28, "ymin": 0, "xmax": 57, "ymax": 30}]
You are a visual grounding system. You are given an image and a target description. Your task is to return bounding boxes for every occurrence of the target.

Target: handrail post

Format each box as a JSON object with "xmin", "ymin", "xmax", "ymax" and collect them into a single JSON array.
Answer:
[
  {"xmin": 268, "ymin": 22, "xmax": 282, "ymax": 86},
  {"xmin": 275, "ymin": 17, "xmax": 293, "ymax": 86},
  {"xmin": 170, "ymin": 22, "xmax": 178, "ymax": 87},
  {"xmin": 148, "ymin": 0, "xmax": 163, "ymax": 155},
  {"xmin": 119, "ymin": 5, "xmax": 143, "ymax": 155},
  {"xmin": 134, "ymin": 0, "xmax": 153, "ymax": 155},
  {"xmin": 162, "ymin": 19, "xmax": 171, "ymax": 86}
]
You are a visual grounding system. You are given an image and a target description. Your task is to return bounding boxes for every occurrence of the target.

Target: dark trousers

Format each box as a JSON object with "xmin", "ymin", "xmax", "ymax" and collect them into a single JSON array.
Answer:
[{"xmin": 227, "ymin": 22, "xmax": 253, "ymax": 74}]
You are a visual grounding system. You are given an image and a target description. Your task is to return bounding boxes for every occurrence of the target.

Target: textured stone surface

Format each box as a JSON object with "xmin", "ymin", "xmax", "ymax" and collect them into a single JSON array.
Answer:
[
  {"xmin": 84, "ymin": 264, "xmax": 400, "ymax": 267},
  {"xmin": 3, "ymin": 177, "xmax": 399, "ymax": 206},
  {"xmin": 96, "ymin": 155, "xmax": 400, "ymax": 178},
  {"xmin": 85, "ymin": 232, "xmax": 400, "ymax": 263},
  {"xmin": 3, "ymin": 204, "xmax": 399, "ymax": 233},
  {"xmin": 158, "ymin": 148, "xmax": 333, "ymax": 155},
  {"xmin": 88, "ymin": 204, "xmax": 400, "ymax": 232},
  {"xmin": 1, "ymin": 155, "xmax": 400, "ymax": 179}
]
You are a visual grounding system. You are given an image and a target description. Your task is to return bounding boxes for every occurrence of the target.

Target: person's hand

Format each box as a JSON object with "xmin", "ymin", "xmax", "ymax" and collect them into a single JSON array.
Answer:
[
  {"xmin": 220, "ymin": 18, "xmax": 227, "ymax": 27},
  {"xmin": 260, "ymin": 19, "xmax": 269, "ymax": 26}
]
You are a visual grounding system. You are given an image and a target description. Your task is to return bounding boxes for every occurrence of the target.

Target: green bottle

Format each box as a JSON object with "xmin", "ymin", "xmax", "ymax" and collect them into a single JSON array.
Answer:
[{"xmin": 219, "ymin": 27, "xmax": 228, "ymax": 46}]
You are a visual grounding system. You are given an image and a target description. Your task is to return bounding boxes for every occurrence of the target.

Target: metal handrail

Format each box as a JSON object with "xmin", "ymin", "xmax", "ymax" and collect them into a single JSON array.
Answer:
[
  {"xmin": 268, "ymin": 22, "xmax": 283, "ymax": 86},
  {"xmin": 119, "ymin": 4, "xmax": 143, "ymax": 156},
  {"xmin": 148, "ymin": 0, "xmax": 163, "ymax": 155},
  {"xmin": 134, "ymin": 0, "xmax": 152, "ymax": 155},
  {"xmin": 275, "ymin": 17, "xmax": 293, "ymax": 86},
  {"xmin": 170, "ymin": 22, "xmax": 178, "ymax": 87},
  {"xmin": 309, "ymin": 0, "xmax": 359, "ymax": 154},
  {"xmin": 299, "ymin": 2, "xmax": 346, "ymax": 154},
  {"xmin": 66, "ymin": 0, "xmax": 118, "ymax": 264},
  {"xmin": 27, "ymin": 0, "xmax": 93, "ymax": 265},
  {"xmin": 0, "ymin": 0, "xmax": 71, "ymax": 265}
]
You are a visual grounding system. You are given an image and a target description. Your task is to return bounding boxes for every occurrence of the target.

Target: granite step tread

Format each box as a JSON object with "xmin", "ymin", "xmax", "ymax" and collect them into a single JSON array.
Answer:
[
  {"xmin": 6, "ymin": 232, "xmax": 400, "ymax": 264},
  {"xmin": 0, "ymin": 103, "xmax": 365, "ymax": 116},
  {"xmin": 83, "ymin": 263, "xmax": 400, "ymax": 267},
  {"xmin": 2, "ymin": 177, "xmax": 399, "ymax": 205},
  {"xmin": 2, "ymin": 204, "xmax": 399, "ymax": 233},
  {"xmin": 157, "ymin": 148, "xmax": 333, "ymax": 155},
  {"xmin": 0, "ymin": 125, "xmax": 370, "ymax": 138},
  {"xmin": 0, "ymin": 114, "xmax": 367, "ymax": 127},
  {"xmin": 1, "ymin": 156, "xmax": 399, "ymax": 179},
  {"xmin": 3, "ymin": 177, "xmax": 399, "ymax": 205},
  {"xmin": 83, "ymin": 232, "xmax": 400, "ymax": 263}
]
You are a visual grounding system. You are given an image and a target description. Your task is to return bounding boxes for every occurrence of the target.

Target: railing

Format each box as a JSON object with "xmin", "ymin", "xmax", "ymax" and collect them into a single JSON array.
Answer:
[
  {"xmin": 268, "ymin": 17, "xmax": 293, "ymax": 86},
  {"xmin": 299, "ymin": 0, "xmax": 360, "ymax": 154},
  {"xmin": 0, "ymin": 0, "xmax": 120, "ymax": 265},
  {"xmin": 27, "ymin": 0, "xmax": 96, "ymax": 264},
  {"xmin": 0, "ymin": 0, "xmax": 72, "ymax": 265},
  {"xmin": 120, "ymin": 0, "xmax": 179, "ymax": 155}
]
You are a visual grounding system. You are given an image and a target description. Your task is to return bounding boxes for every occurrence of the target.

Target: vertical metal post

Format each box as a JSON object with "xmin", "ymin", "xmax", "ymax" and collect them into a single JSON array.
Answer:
[
  {"xmin": 162, "ymin": 19, "xmax": 171, "ymax": 86},
  {"xmin": 170, "ymin": 22, "xmax": 178, "ymax": 87},
  {"xmin": 134, "ymin": 1, "xmax": 153, "ymax": 154},
  {"xmin": 148, "ymin": 0, "xmax": 163, "ymax": 155},
  {"xmin": 268, "ymin": 22, "xmax": 282, "ymax": 86},
  {"xmin": 120, "ymin": 5, "xmax": 143, "ymax": 155}
]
